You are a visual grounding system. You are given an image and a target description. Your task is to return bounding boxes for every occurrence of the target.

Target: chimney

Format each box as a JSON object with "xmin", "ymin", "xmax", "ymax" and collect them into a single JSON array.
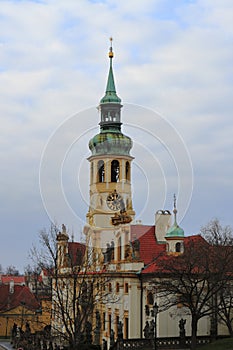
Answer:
[
  {"xmin": 9, "ymin": 279, "xmax": 14, "ymax": 294},
  {"xmin": 155, "ymin": 210, "xmax": 171, "ymax": 243}
]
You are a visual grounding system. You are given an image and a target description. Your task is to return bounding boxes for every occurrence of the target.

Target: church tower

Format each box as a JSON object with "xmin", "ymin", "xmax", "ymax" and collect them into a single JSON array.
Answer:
[
  {"xmin": 165, "ymin": 195, "xmax": 184, "ymax": 254},
  {"xmin": 86, "ymin": 39, "xmax": 135, "ymax": 245}
]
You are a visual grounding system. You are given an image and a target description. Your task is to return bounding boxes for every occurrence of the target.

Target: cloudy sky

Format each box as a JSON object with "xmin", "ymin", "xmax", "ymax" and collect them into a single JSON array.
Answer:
[{"xmin": 1, "ymin": 0, "xmax": 233, "ymax": 273}]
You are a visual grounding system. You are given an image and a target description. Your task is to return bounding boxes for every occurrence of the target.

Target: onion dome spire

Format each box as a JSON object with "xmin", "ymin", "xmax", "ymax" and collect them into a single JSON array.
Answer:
[
  {"xmin": 88, "ymin": 38, "xmax": 132, "ymax": 157},
  {"xmin": 165, "ymin": 194, "xmax": 184, "ymax": 238}
]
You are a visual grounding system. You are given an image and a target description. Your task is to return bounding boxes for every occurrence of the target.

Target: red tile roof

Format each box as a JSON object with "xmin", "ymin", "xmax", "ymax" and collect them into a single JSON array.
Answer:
[
  {"xmin": 0, "ymin": 275, "xmax": 25, "ymax": 285},
  {"xmin": 141, "ymin": 255, "xmax": 170, "ymax": 274},
  {"xmin": 0, "ymin": 285, "xmax": 40, "ymax": 312},
  {"xmin": 130, "ymin": 225, "xmax": 167, "ymax": 265},
  {"xmin": 141, "ymin": 234, "xmax": 210, "ymax": 274},
  {"xmin": 183, "ymin": 234, "xmax": 208, "ymax": 246}
]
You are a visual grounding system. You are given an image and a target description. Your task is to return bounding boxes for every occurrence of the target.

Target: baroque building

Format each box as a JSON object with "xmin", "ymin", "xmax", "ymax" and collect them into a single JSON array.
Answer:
[{"xmin": 52, "ymin": 41, "xmax": 231, "ymax": 348}]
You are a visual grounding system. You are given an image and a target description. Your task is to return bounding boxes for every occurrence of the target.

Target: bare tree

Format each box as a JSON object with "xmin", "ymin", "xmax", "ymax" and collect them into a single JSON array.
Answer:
[
  {"xmin": 218, "ymin": 283, "xmax": 233, "ymax": 337},
  {"xmin": 5, "ymin": 265, "xmax": 19, "ymax": 275},
  {"xmin": 24, "ymin": 263, "xmax": 46, "ymax": 296},
  {"xmin": 201, "ymin": 219, "xmax": 233, "ymax": 337},
  {"xmin": 29, "ymin": 223, "xmax": 113, "ymax": 349},
  {"xmin": 154, "ymin": 236, "xmax": 233, "ymax": 349},
  {"xmin": 200, "ymin": 218, "xmax": 233, "ymax": 246}
]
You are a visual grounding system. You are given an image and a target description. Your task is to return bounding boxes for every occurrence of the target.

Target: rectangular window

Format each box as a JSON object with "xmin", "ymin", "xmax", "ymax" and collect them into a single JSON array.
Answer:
[{"xmin": 116, "ymin": 282, "xmax": 120, "ymax": 293}]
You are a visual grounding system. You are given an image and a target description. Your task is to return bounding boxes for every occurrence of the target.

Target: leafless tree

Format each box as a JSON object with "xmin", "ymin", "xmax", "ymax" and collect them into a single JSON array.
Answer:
[
  {"xmin": 154, "ymin": 235, "xmax": 233, "ymax": 349},
  {"xmin": 29, "ymin": 223, "xmax": 114, "ymax": 349},
  {"xmin": 5, "ymin": 265, "xmax": 19, "ymax": 275},
  {"xmin": 201, "ymin": 218, "xmax": 233, "ymax": 337},
  {"xmin": 200, "ymin": 218, "xmax": 233, "ymax": 246}
]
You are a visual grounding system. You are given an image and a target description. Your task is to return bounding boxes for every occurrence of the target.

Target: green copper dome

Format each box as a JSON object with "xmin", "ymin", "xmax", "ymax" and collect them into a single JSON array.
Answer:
[
  {"xmin": 165, "ymin": 222, "xmax": 184, "ymax": 238},
  {"xmin": 89, "ymin": 39, "xmax": 132, "ymax": 157},
  {"xmin": 165, "ymin": 195, "xmax": 184, "ymax": 238},
  {"xmin": 89, "ymin": 130, "xmax": 132, "ymax": 156}
]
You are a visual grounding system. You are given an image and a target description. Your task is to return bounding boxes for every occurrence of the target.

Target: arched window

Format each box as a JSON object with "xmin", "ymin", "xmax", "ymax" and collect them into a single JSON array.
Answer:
[
  {"xmin": 98, "ymin": 160, "xmax": 105, "ymax": 183},
  {"xmin": 111, "ymin": 160, "xmax": 120, "ymax": 182},
  {"xmin": 176, "ymin": 242, "xmax": 181, "ymax": 253},
  {"xmin": 125, "ymin": 161, "xmax": 130, "ymax": 181}
]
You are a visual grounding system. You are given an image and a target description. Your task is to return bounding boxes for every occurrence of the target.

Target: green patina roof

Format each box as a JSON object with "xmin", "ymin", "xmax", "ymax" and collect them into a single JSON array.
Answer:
[
  {"xmin": 89, "ymin": 130, "xmax": 132, "ymax": 156},
  {"xmin": 89, "ymin": 40, "xmax": 132, "ymax": 156},
  {"xmin": 165, "ymin": 222, "xmax": 184, "ymax": 238},
  {"xmin": 165, "ymin": 196, "xmax": 184, "ymax": 238},
  {"xmin": 100, "ymin": 45, "xmax": 121, "ymax": 104}
]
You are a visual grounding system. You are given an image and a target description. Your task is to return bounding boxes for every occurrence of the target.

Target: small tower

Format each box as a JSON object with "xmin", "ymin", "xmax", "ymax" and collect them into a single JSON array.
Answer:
[
  {"xmin": 165, "ymin": 195, "xmax": 184, "ymax": 254},
  {"xmin": 87, "ymin": 39, "xmax": 135, "ymax": 231},
  {"xmin": 56, "ymin": 224, "xmax": 70, "ymax": 270}
]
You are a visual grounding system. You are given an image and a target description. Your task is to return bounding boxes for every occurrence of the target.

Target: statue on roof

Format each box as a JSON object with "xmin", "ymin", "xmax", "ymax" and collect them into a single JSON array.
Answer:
[
  {"xmin": 130, "ymin": 237, "xmax": 140, "ymax": 260},
  {"xmin": 62, "ymin": 224, "xmax": 66, "ymax": 234}
]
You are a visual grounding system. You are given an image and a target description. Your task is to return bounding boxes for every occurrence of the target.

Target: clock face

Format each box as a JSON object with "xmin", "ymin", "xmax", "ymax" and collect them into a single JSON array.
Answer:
[{"xmin": 106, "ymin": 191, "xmax": 123, "ymax": 211}]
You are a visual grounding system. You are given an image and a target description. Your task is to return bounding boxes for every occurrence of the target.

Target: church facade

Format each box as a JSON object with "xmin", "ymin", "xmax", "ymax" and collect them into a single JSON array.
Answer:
[{"xmin": 52, "ymin": 42, "xmax": 230, "ymax": 347}]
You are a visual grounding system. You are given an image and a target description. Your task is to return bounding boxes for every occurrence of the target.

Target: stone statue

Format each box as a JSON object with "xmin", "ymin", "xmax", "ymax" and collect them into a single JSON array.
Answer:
[
  {"xmin": 130, "ymin": 238, "xmax": 140, "ymax": 259},
  {"xmin": 179, "ymin": 318, "xmax": 186, "ymax": 346},
  {"xmin": 179, "ymin": 318, "xmax": 186, "ymax": 340},
  {"xmin": 110, "ymin": 329, "xmax": 115, "ymax": 348},
  {"xmin": 110, "ymin": 240, "xmax": 115, "ymax": 260},
  {"xmin": 149, "ymin": 319, "xmax": 155, "ymax": 339},
  {"xmin": 85, "ymin": 321, "xmax": 92, "ymax": 344},
  {"xmin": 104, "ymin": 243, "xmax": 111, "ymax": 263},
  {"xmin": 104, "ymin": 242, "xmax": 114, "ymax": 263},
  {"xmin": 117, "ymin": 321, "xmax": 123, "ymax": 340},
  {"xmin": 24, "ymin": 322, "xmax": 31, "ymax": 338},
  {"xmin": 94, "ymin": 311, "xmax": 101, "ymax": 345},
  {"xmin": 102, "ymin": 339, "xmax": 107, "ymax": 350},
  {"xmin": 143, "ymin": 321, "xmax": 150, "ymax": 339},
  {"xmin": 96, "ymin": 310, "xmax": 101, "ymax": 330}
]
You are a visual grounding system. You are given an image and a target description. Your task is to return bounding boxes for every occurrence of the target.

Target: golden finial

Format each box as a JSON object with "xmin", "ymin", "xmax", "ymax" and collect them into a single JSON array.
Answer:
[{"xmin": 109, "ymin": 37, "xmax": 114, "ymax": 58}]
